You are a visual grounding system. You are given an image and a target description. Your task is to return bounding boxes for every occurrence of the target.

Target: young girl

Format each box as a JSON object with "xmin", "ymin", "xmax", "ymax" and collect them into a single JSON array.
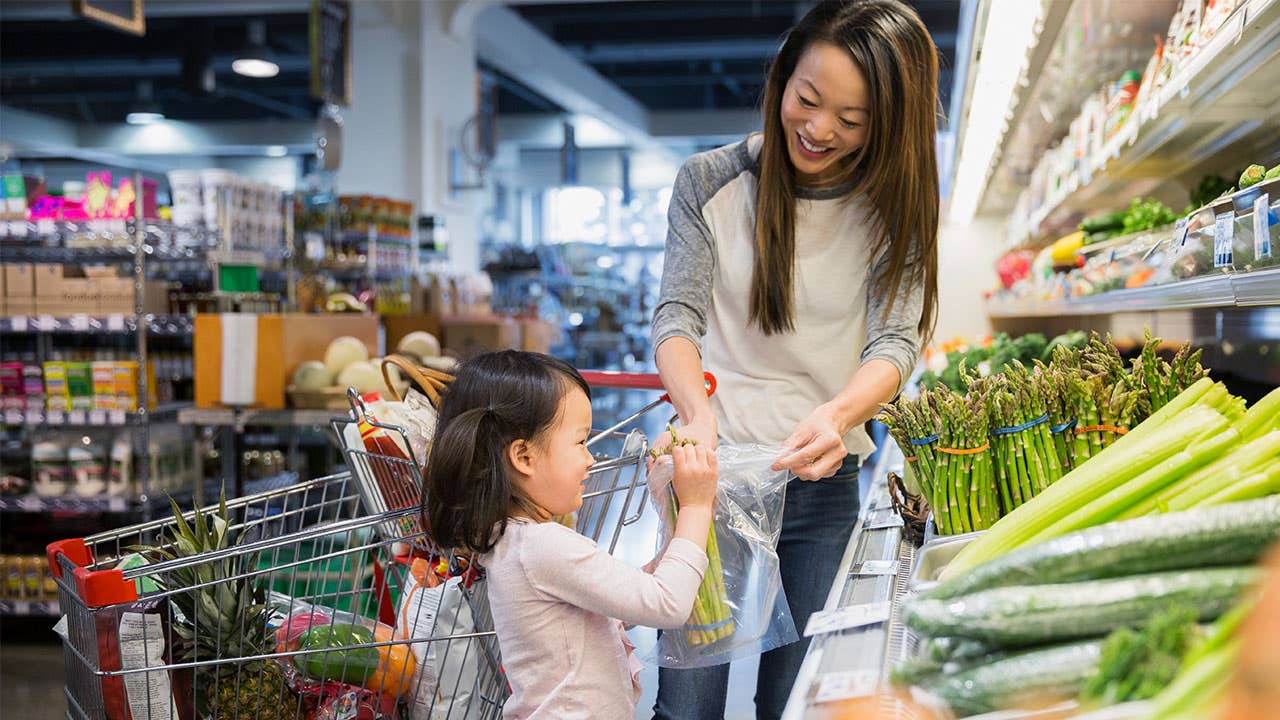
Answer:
[{"xmin": 423, "ymin": 350, "xmax": 719, "ymax": 719}]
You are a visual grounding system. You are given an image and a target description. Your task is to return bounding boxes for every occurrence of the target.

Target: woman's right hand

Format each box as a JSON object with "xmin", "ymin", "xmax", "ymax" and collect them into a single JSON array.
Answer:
[{"xmin": 671, "ymin": 444, "xmax": 718, "ymax": 509}]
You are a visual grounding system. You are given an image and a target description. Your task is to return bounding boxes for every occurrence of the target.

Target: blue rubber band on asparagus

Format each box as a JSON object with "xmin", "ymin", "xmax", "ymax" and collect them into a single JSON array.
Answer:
[
  {"xmin": 1049, "ymin": 418, "xmax": 1078, "ymax": 434},
  {"xmin": 909, "ymin": 434, "xmax": 940, "ymax": 446},
  {"xmin": 686, "ymin": 617, "xmax": 734, "ymax": 632},
  {"xmin": 991, "ymin": 414, "xmax": 1050, "ymax": 436}
]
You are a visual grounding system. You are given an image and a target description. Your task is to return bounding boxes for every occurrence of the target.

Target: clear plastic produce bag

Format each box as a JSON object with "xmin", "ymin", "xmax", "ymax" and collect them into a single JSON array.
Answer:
[{"xmin": 647, "ymin": 443, "xmax": 797, "ymax": 668}]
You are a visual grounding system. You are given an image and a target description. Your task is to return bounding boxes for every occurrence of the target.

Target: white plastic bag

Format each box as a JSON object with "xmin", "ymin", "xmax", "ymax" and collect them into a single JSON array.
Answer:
[
  {"xmin": 395, "ymin": 559, "xmax": 486, "ymax": 720},
  {"xmin": 647, "ymin": 443, "xmax": 797, "ymax": 668}
]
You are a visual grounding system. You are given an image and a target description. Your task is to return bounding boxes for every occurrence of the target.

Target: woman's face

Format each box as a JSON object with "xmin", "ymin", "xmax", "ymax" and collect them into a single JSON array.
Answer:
[{"xmin": 780, "ymin": 40, "xmax": 870, "ymax": 186}]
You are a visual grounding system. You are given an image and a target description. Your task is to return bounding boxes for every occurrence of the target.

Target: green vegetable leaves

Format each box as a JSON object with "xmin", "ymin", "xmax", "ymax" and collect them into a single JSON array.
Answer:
[{"xmin": 1082, "ymin": 604, "xmax": 1201, "ymax": 704}]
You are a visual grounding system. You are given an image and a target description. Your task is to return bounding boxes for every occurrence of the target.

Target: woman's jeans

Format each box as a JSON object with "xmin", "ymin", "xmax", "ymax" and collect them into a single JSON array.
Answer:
[{"xmin": 653, "ymin": 455, "xmax": 861, "ymax": 720}]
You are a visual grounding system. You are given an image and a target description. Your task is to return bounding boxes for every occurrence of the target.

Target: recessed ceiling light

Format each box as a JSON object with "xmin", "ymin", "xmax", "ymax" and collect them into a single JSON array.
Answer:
[{"xmin": 233, "ymin": 20, "xmax": 279, "ymax": 79}]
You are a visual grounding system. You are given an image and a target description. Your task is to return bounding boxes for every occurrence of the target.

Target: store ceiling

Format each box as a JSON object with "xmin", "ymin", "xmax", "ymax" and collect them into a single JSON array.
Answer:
[
  {"xmin": 508, "ymin": 0, "xmax": 961, "ymax": 125},
  {"xmin": 0, "ymin": 0, "xmax": 960, "ymax": 130}
]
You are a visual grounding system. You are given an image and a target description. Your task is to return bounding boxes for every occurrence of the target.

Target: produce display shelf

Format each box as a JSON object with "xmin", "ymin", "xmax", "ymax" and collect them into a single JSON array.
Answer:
[
  {"xmin": 1023, "ymin": 0, "xmax": 1280, "ymax": 235},
  {"xmin": 0, "ymin": 314, "xmax": 194, "ymax": 335},
  {"xmin": 0, "ymin": 243, "xmax": 212, "ymax": 264},
  {"xmin": 1, "ymin": 403, "xmax": 188, "ymax": 428},
  {"xmin": 177, "ymin": 407, "xmax": 345, "ymax": 429},
  {"xmin": 0, "ymin": 599, "xmax": 60, "ymax": 617},
  {"xmin": 0, "ymin": 495, "xmax": 130, "ymax": 513},
  {"xmin": 782, "ymin": 444, "xmax": 916, "ymax": 720},
  {"xmin": 984, "ymin": 267, "xmax": 1280, "ymax": 318}
]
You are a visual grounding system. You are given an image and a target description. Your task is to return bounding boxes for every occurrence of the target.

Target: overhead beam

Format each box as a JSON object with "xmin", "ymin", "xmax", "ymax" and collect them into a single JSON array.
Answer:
[
  {"xmin": 649, "ymin": 109, "xmax": 761, "ymax": 143},
  {"xmin": 0, "ymin": 1, "xmax": 309, "ymax": 21},
  {"xmin": 0, "ymin": 56, "xmax": 312, "ymax": 79},
  {"xmin": 472, "ymin": 3, "xmax": 651, "ymax": 146}
]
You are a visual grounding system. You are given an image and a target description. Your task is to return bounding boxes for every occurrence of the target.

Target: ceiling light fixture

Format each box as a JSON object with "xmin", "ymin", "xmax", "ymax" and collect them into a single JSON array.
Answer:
[
  {"xmin": 265, "ymin": 145, "xmax": 288, "ymax": 157},
  {"xmin": 232, "ymin": 20, "xmax": 279, "ymax": 79},
  {"xmin": 948, "ymin": 0, "xmax": 1043, "ymax": 224},
  {"xmin": 125, "ymin": 80, "xmax": 165, "ymax": 125}
]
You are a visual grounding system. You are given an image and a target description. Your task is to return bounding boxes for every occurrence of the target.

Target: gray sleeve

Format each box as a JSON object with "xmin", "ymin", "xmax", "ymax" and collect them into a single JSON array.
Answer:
[
  {"xmin": 861, "ymin": 243, "xmax": 925, "ymax": 393},
  {"xmin": 651, "ymin": 161, "xmax": 716, "ymax": 356}
]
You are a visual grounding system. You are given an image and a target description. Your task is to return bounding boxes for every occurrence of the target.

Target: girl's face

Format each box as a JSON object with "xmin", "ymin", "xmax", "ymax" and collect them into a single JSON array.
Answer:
[
  {"xmin": 779, "ymin": 40, "xmax": 870, "ymax": 187},
  {"xmin": 518, "ymin": 386, "xmax": 595, "ymax": 517}
]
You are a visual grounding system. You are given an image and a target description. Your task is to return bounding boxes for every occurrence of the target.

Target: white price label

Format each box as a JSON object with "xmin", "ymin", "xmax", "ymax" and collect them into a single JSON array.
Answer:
[
  {"xmin": 1214, "ymin": 211, "xmax": 1235, "ymax": 268},
  {"xmin": 107, "ymin": 314, "xmax": 126, "ymax": 332},
  {"xmin": 3, "ymin": 410, "xmax": 21, "ymax": 425},
  {"xmin": 70, "ymin": 314, "xmax": 90, "ymax": 331},
  {"xmin": 68, "ymin": 410, "xmax": 86, "ymax": 425},
  {"xmin": 866, "ymin": 514, "xmax": 904, "ymax": 531},
  {"xmin": 39, "ymin": 315, "xmax": 55, "ymax": 330},
  {"xmin": 804, "ymin": 601, "xmax": 892, "ymax": 637},
  {"xmin": 10, "ymin": 316, "xmax": 27, "ymax": 333},
  {"xmin": 17, "ymin": 496, "xmax": 43, "ymax": 512},
  {"xmin": 46, "ymin": 410, "xmax": 64, "ymax": 425},
  {"xmin": 815, "ymin": 669, "xmax": 879, "ymax": 704},
  {"xmin": 1254, "ymin": 194, "xmax": 1272, "ymax": 261},
  {"xmin": 1173, "ymin": 217, "xmax": 1190, "ymax": 248},
  {"xmin": 109, "ymin": 410, "xmax": 126, "ymax": 425},
  {"xmin": 89, "ymin": 410, "xmax": 106, "ymax": 425},
  {"xmin": 856, "ymin": 560, "xmax": 899, "ymax": 577},
  {"xmin": 35, "ymin": 219, "xmax": 53, "ymax": 236}
]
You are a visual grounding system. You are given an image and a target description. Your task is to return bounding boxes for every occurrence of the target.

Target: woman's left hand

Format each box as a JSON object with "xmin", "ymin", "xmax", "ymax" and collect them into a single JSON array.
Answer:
[{"xmin": 772, "ymin": 404, "xmax": 849, "ymax": 481}]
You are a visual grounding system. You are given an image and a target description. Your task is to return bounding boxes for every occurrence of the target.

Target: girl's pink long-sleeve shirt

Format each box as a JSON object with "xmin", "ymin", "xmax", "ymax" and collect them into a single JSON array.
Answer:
[{"xmin": 480, "ymin": 518, "xmax": 708, "ymax": 719}]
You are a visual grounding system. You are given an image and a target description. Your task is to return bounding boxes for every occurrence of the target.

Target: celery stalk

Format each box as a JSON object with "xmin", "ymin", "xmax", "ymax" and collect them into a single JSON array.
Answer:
[
  {"xmin": 1147, "ymin": 639, "xmax": 1238, "ymax": 720},
  {"xmin": 1158, "ymin": 431, "xmax": 1280, "ymax": 511},
  {"xmin": 1032, "ymin": 422, "xmax": 1237, "ymax": 542},
  {"xmin": 1231, "ymin": 386, "xmax": 1280, "ymax": 441},
  {"xmin": 940, "ymin": 400, "xmax": 1228, "ymax": 580},
  {"xmin": 1189, "ymin": 463, "xmax": 1280, "ymax": 509}
]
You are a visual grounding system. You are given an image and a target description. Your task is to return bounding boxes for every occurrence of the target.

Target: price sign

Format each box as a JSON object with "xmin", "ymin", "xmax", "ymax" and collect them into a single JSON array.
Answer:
[
  {"xmin": 39, "ymin": 315, "xmax": 56, "ymax": 331},
  {"xmin": 804, "ymin": 601, "xmax": 891, "ymax": 637},
  {"xmin": 70, "ymin": 315, "xmax": 91, "ymax": 331},
  {"xmin": 89, "ymin": 410, "xmax": 106, "ymax": 425},
  {"xmin": 47, "ymin": 410, "xmax": 64, "ymax": 426},
  {"xmin": 1254, "ymin": 194, "xmax": 1272, "ymax": 261},
  {"xmin": 310, "ymin": 1, "xmax": 352, "ymax": 105},
  {"xmin": 107, "ymin": 314, "xmax": 126, "ymax": 332},
  {"xmin": 855, "ymin": 560, "xmax": 899, "ymax": 577},
  {"xmin": 10, "ymin": 316, "xmax": 27, "ymax": 333},
  {"xmin": 1214, "ymin": 211, "xmax": 1235, "ymax": 268},
  {"xmin": 35, "ymin": 219, "xmax": 54, "ymax": 236},
  {"xmin": 815, "ymin": 670, "xmax": 879, "ymax": 704},
  {"xmin": 109, "ymin": 410, "xmax": 126, "ymax": 425},
  {"xmin": 68, "ymin": 410, "xmax": 86, "ymax": 425},
  {"xmin": 3, "ymin": 410, "xmax": 21, "ymax": 425}
]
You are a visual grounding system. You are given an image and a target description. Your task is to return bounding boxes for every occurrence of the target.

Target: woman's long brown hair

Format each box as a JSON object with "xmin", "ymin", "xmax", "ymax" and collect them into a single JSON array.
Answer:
[{"xmin": 752, "ymin": 0, "xmax": 940, "ymax": 344}]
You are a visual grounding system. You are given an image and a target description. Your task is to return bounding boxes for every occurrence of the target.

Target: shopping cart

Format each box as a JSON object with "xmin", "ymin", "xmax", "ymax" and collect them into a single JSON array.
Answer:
[{"xmin": 47, "ymin": 370, "xmax": 712, "ymax": 720}]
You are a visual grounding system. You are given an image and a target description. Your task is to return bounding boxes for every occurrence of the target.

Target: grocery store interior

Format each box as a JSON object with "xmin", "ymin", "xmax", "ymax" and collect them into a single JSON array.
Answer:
[{"xmin": 1, "ymin": 0, "xmax": 1279, "ymax": 718}]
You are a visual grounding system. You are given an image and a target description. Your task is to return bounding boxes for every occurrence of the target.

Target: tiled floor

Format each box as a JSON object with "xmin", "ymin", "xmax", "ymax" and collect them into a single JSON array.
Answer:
[{"xmin": 1, "ymin": 395, "xmax": 872, "ymax": 720}]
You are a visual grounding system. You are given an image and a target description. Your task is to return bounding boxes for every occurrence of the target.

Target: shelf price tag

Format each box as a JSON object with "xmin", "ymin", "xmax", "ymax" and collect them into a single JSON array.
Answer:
[
  {"xmin": 10, "ymin": 316, "xmax": 27, "ymax": 333},
  {"xmin": 1214, "ymin": 211, "xmax": 1235, "ymax": 268},
  {"xmin": 3, "ymin": 410, "xmax": 21, "ymax": 425},
  {"xmin": 68, "ymin": 410, "xmax": 86, "ymax": 425},
  {"xmin": 1254, "ymin": 194, "xmax": 1272, "ymax": 261},
  {"xmin": 109, "ymin": 410, "xmax": 126, "ymax": 425},
  {"xmin": 804, "ymin": 601, "xmax": 891, "ymax": 637},
  {"xmin": 39, "ymin": 315, "xmax": 56, "ymax": 331},
  {"xmin": 106, "ymin": 314, "xmax": 126, "ymax": 332},
  {"xmin": 1172, "ymin": 217, "xmax": 1190, "ymax": 248},
  {"xmin": 46, "ymin": 410, "xmax": 64, "ymax": 426},
  {"xmin": 855, "ymin": 560, "xmax": 899, "ymax": 577},
  {"xmin": 815, "ymin": 669, "xmax": 879, "ymax": 704},
  {"xmin": 88, "ymin": 410, "xmax": 106, "ymax": 425},
  {"xmin": 70, "ymin": 315, "xmax": 90, "ymax": 332}
]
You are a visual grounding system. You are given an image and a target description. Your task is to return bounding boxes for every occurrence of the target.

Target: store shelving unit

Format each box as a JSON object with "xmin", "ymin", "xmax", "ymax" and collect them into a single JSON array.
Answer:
[
  {"xmin": 1018, "ymin": 0, "xmax": 1280, "ymax": 239},
  {"xmin": 0, "ymin": 599, "xmax": 60, "ymax": 618}
]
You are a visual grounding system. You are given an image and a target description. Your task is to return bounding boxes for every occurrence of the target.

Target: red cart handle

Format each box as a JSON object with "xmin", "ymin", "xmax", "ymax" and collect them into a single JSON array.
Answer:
[{"xmin": 577, "ymin": 371, "xmax": 716, "ymax": 402}]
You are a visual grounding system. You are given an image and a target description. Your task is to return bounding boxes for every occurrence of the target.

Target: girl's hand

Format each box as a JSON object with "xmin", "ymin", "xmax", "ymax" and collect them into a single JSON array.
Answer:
[
  {"xmin": 773, "ymin": 404, "xmax": 847, "ymax": 481},
  {"xmin": 647, "ymin": 416, "xmax": 718, "ymax": 471},
  {"xmin": 671, "ymin": 444, "xmax": 718, "ymax": 509}
]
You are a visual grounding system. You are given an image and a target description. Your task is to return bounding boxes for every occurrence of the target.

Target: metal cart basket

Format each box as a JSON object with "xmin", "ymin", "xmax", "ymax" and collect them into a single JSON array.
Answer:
[{"xmin": 48, "ymin": 370, "xmax": 699, "ymax": 720}]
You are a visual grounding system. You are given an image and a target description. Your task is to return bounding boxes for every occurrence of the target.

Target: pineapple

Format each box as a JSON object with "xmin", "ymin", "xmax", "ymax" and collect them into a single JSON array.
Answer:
[{"xmin": 139, "ymin": 493, "xmax": 301, "ymax": 720}]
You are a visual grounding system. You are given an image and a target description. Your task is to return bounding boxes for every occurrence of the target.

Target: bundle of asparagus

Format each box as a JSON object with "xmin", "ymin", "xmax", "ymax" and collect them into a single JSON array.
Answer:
[
  {"xmin": 884, "ymin": 332, "xmax": 1208, "ymax": 536},
  {"xmin": 650, "ymin": 427, "xmax": 735, "ymax": 645}
]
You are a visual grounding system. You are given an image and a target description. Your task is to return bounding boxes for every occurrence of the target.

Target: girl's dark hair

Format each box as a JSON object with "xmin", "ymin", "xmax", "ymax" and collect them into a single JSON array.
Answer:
[
  {"xmin": 422, "ymin": 350, "xmax": 590, "ymax": 554},
  {"xmin": 753, "ymin": 0, "xmax": 940, "ymax": 344}
]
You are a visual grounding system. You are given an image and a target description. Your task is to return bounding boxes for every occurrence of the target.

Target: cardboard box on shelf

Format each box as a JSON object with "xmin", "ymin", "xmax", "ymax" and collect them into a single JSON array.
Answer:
[
  {"xmin": 194, "ymin": 314, "xmax": 378, "ymax": 409},
  {"xmin": 384, "ymin": 314, "xmax": 443, "ymax": 356},
  {"xmin": 519, "ymin": 319, "xmax": 558, "ymax": 355},
  {"xmin": 442, "ymin": 316, "xmax": 522, "ymax": 357},
  {"xmin": 33, "ymin": 264, "xmax": 73, "ymax": 296},
  {"xmin": 4, "ymin": 264, "xmax": 34, "ymax": 297},
  {"xmin": 6, "ymin": 297, "xmax": 35, "ymax": 316}
]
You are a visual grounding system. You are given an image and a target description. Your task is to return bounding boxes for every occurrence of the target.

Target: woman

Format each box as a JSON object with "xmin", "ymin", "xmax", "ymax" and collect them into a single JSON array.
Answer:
[{"xmin": 649, "ymin": 1, "xmax": 940, "ymax": 717}]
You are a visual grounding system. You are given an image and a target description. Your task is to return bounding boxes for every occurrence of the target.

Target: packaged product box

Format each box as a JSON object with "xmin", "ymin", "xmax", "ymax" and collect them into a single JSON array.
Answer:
[
  {"xmin": 43, "ymin": 362, "xmax": 69, "ymax": 411},
  {"xmin": 0, "ymin": 362, "xmax": 22, "ymax": 411},
  {"xmin": 66, "ymin": 362, "xmax": 94, "ymax": 410},
  {"xmin": 6, "ymin": 297, "xmax": 35, "ymax": 316},
  {"xmin": 33, "ymin": 264, "xmax": 69, "ymax": 297},
  {"xmin": 114, "ymin": 362, "xmax": 139, "ymax": 412},
  {"xmin": 3, "ymin": 556, "xmax": 22, "ymax": 598},
  {"xmin": 2, "ymin": 175, "xmax": 27, "ymax": 221},
  {"xmin": 93, "ymin": 362, "xmax": 118, "ymax": 410}
]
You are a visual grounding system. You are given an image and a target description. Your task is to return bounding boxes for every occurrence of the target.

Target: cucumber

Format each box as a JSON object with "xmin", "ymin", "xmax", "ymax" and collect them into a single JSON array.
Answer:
[
  {"xmin": 906, "ymin": 567, "xmax": 1257, "ymax": 646},
  {"xmin": 1079, "ymin": 210, "xmax": 1127, "ymax": 234},
  {"xmin": 925, "ymin": 496, "xmax": 1280, "ymax": 600},
  {"xmin": 919, "ymin": 640, "xmax": 1103, "ymax": 717}
]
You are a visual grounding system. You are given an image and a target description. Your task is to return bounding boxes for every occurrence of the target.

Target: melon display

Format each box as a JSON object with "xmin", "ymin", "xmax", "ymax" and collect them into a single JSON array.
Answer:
[
  {"xmin": 324, "ymin": 336, "xmax": 370, "ymax": 376},
  {"xmin": 291, "ymin": 361, "xmax": 335, "ymax": 391}
]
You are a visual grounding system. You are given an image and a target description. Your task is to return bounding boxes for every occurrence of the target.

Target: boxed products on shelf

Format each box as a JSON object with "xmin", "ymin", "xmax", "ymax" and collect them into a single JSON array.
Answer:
[
  {"xmin": 11, "ymin": 262, "xmax": 170, "ymax": 316},
  {"xmin": 167, "ymin": 168, "xmax": 285, "ymax": 252}
]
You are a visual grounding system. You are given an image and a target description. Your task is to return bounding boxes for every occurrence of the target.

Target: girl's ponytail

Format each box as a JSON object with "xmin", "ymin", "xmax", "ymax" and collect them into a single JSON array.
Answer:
[{"xmin": 419, "ymin": 350, "xmax": 590, "ymax": 555}]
